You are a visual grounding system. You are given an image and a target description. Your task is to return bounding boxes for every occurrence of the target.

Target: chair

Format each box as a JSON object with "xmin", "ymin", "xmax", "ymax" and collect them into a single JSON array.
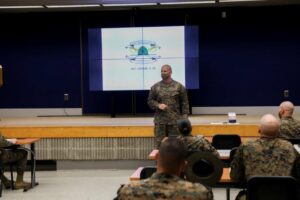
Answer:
[
  {"xmin": 0, "ymin": 146, "xmax": 36, "ymax": 194},
  {"xmin": 246, "ymin": 176, "xmax": 298, "ymax": 200},
  {"xmin": 0, "ymin": 148, "xmax": 16, "ymax": 197},
  {"xmin": 286, "ymin": 138, "xmax": 300, "ymax": 145},
  {"xmin": 0, "ymin": 148, "xmax": 19, "ymax": 194},
  {"xmin": 184, "ymin": 151, "xmax": 223, "ymax": 186},
  {"xmin": 8, "ymin": 146, "xmax": 36, "ymax": 191},
  {"xmin": 211, "ymin": 134, "xmax": 241, "ymax": 150},
  {"xmin": 140, "ymin": 166, "xmax": 157, "ymax": 180}
]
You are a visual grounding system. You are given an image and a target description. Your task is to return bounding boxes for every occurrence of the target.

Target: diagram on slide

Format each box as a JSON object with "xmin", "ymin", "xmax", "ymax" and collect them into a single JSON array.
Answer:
[{"xmin": 125, "ymin": 40, "xmax": 161, "ymax": 64}]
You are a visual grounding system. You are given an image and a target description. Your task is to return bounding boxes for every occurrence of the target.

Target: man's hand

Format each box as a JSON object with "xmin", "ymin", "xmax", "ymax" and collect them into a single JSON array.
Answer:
[
  {"xmin": 6, "ymin": 138, "xmax": 17, "ymax": 144},
  {"xmin": 158, "ymin": 103, "xmax": 168, "ymax": 110}
]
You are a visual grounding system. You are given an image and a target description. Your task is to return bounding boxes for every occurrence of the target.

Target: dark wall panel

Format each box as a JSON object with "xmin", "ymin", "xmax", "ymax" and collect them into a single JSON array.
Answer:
[
  {"xmin": 0, "ymin": 13, "xmax": 81, "ymax": 108},
  {"xmin": 189, "ymin": 7, "xmax": 300, "ymax": 106}
]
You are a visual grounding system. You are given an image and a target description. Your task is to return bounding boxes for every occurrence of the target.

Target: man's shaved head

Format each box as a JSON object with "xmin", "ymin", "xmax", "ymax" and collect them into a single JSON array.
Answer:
[
  {"xmin": 279, "ymin": 101, "xmax": 294, "ymax": 117},
  {"xmin": 259, "ymin": 114, "xmax": 280, "ymax": 138}
]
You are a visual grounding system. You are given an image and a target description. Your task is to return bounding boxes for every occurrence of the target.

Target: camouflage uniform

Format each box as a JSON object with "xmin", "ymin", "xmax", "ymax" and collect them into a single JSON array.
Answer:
[
  {"xmin": 147, "ymin": 80, "xmax": 189, "ymax": 146},
  {"xmin": 279, "ymin": 116, "xmax": 300, "ymax": 139},
  {"xmin": 115, "ymin": 172, "xmax": 213, "ymax": 200},
  {"xmin": 0, "ymin": 134, "xmax": 28, "ymax": 176},
  {"xmin": 178, "ymin": 135, "xmax": 220, "ymax": 158},
  {"xmin": 230, "ymin": 137, "xmax": 298, "ymax": 181}
]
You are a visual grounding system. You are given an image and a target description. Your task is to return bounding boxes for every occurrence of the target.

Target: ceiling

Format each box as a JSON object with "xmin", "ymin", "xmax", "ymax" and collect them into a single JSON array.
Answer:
[{"xmin": 0, "ymin": 0, "xmax": 299, "ymax": 12}]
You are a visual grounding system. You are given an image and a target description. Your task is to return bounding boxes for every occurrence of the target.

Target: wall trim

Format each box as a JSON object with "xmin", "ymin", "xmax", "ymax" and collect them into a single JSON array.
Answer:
[
  {"xmin": 192, "ymin": 106, "xmax": 300, "ymax": 115},
  {"xmin": 0, "ymin": 108, "xmax": 82, "ymax": 117}
]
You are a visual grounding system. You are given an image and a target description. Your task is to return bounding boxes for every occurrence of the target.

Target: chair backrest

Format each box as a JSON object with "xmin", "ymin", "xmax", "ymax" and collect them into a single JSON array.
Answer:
[
  {"xmin": 184, "ymin": 151, "xmax": 223, "ymax": 186},
  {"xmin": 140, "ymin": 166, "xmax": 157, "ymax": 180},
  {"xmin": 286, "ymin": 138, "xmax": 300, "ymax": 145},
  {"xmin": 211, "ymin": 134, "xmax": 241, "ymax": 149},
  {"xmin": 247, "ymin": 176, "xmax": 298, "ymax": 200}
]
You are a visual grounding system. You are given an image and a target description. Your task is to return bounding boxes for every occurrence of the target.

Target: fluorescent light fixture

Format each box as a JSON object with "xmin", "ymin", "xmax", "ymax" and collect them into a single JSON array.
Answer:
[
  {"xmin": 220, "ymin": 0, "xmax": 265, "ymax": 2},
  {"xmin": 102, "ymin": 3, "xmax": 157, "ymax": 7},
  {"xmin": 0, "ymin": 6, "xmax": 44, "ymax": 9},
  {"xmin": 46, "ymin": 4, "xmax": 100, "ymax": 8},
  {"xmin": 160, "ymin": 1, "xmax": 215, "ymax": 5}
]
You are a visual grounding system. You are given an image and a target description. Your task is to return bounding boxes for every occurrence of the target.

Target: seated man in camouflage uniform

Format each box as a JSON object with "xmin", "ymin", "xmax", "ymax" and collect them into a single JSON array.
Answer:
[
  {"xmin": 115, "ymin": 137, "xmax": 213, "ymax": 200},
  {"xmin": 230, "ymin": 114, "xmax": 299, "ymax": 200},
  {"xmin": 278, "ymin": 101, "xmax": 300, "ymax": 139},
  {"xmin": 0, "ymin": 133, "xmax": 31, "ymax": 189},
  {"xmin": 177, "ymin": 118, "xmax": 220, "ymax": 158}
]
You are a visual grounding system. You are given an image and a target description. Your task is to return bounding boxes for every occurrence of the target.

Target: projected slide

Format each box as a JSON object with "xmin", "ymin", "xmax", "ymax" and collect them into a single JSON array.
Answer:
[{"xmin": 101, "ymin": 26, "xmax": 185, "ymax": 91}]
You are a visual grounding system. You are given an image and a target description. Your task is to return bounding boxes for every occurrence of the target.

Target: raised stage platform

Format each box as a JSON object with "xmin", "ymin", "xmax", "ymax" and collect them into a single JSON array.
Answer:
[
  {"xmin": 0, "ymin": 115, "xmax": 272, "ymax": 160},
  {"xmin": 0, "ymin": 115, "xmax": 261, "ymax": 138}
]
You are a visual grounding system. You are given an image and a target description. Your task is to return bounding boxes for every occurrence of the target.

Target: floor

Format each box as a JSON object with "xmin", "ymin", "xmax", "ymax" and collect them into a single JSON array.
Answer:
[{"xmin": 2, "ymin": 169, "xmax": 240, "ymax": 200}]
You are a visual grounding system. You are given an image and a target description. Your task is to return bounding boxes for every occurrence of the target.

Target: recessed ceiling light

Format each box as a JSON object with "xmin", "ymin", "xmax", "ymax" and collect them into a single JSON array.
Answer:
[
  {"xmin": 46, "ymin": 4, "xmax": 100, "ymax": 8},
  {"xmin": 160, "ymin": 1, "xmax": 215, "ymax": 5},
  {"xmin": 0, "ymin": 6, "xmax": 44, "ymax": 9},
  {"xmin": 220, "ymin": 0, "xmax": 265, "ymax": 2},
  {"xmin": 102, "ymin": 3, "xmax": 157, "ymax": 7}
]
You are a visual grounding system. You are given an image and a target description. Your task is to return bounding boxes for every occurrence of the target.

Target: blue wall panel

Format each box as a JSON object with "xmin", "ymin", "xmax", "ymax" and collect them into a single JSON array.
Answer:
[{"xmin": 0, "ymin": 13, "xmax": 81, "ymax": 108}]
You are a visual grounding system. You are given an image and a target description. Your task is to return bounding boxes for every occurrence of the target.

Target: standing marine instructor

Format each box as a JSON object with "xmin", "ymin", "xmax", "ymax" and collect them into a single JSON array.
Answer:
[{"xmin": 147, "ymin": 64, "xmax": 189, "ymax": 147}]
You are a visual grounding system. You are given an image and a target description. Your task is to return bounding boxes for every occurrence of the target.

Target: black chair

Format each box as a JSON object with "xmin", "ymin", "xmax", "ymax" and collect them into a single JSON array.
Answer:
[
  {"xmin": 246, "ymin": 176, "xmax": 298, "ymax": 200},
  {"xmin": 286, "ymin": 138, "xmax": 300, "ymax": 145},
  {"xmin": 140, "ymin": 166, "xmax": 157, "ymax": 180},
  {"xmin": 9, "ymin": 146, "xmax": 37, "ymax": 191},
  {"xmin": 0, "ymin": 146, "xmax": 36, "ymax": 194},
  {"xmin": 0, "ymin": 148, "xmax": 16, "ymax": 197},
  {"xmin": 0, "ymin": 148, "xmax": 19, "ymax": 193},
  {"xmin": 184, "ymin": 151, "xmax": 223, "ymax": 186},
  {"xmin": 211, "ymin": 134, "xmax": 241, "ymax": 150}
]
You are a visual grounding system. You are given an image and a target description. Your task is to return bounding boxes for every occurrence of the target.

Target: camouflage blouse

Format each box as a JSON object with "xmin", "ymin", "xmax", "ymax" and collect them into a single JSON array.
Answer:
[
  {"xmin": 230, "ymin": 137, "xmax": 298, "ymax": 181},
  {"xmin": 0, "ymin": 133, "xmax": 13, "ymax": 148},
  {"xmin": 279, "ymin": 116, "xmax": 300, "ymax": 139},
  {"xmin": 115, "ymin": 172, "xmax": 213, "ymax": 200},
  {"xmin": 178, "ymin": 135, "xmax": 220, "ymax": 158},
  {"xmin": 147, "ymin": 80, "xmax": 189, "ymax": 125}
]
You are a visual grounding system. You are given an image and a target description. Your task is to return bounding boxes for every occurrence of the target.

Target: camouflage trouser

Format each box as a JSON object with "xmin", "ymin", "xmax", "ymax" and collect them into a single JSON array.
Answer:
[
  {"xmin": 154, "ymin": 124, "xmax": 179, "ymax": 148},
  {"xmin": 1, "ymin": 148, "xmax": 28, "ymax": 175}
]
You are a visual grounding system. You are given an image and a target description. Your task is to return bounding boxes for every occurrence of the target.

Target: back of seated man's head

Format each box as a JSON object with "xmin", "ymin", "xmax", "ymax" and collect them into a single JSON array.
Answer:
[
  {"xmin": 259, "ymin": 114, "xmax": 280, "ymax": 138},
  {"xmin": 177, "ymin": 118, "xmax": 192, "ymax": 136},
  {"xmin": 158, "ymin": 137, "xmax": 187, "ymax": 174},
  {"xmin": 279, "ymin": 101, "xmax": 294, "ymax": 118}
]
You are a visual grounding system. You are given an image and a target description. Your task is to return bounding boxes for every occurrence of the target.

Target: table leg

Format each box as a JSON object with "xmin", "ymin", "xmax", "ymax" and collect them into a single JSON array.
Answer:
[
  {"xmin": 30, "ymin": 143, "xmax": 36, "ymax": 188},
  {"xmin": 226, "ymin": 187, "xmax": 230, "ymax": 200}
]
